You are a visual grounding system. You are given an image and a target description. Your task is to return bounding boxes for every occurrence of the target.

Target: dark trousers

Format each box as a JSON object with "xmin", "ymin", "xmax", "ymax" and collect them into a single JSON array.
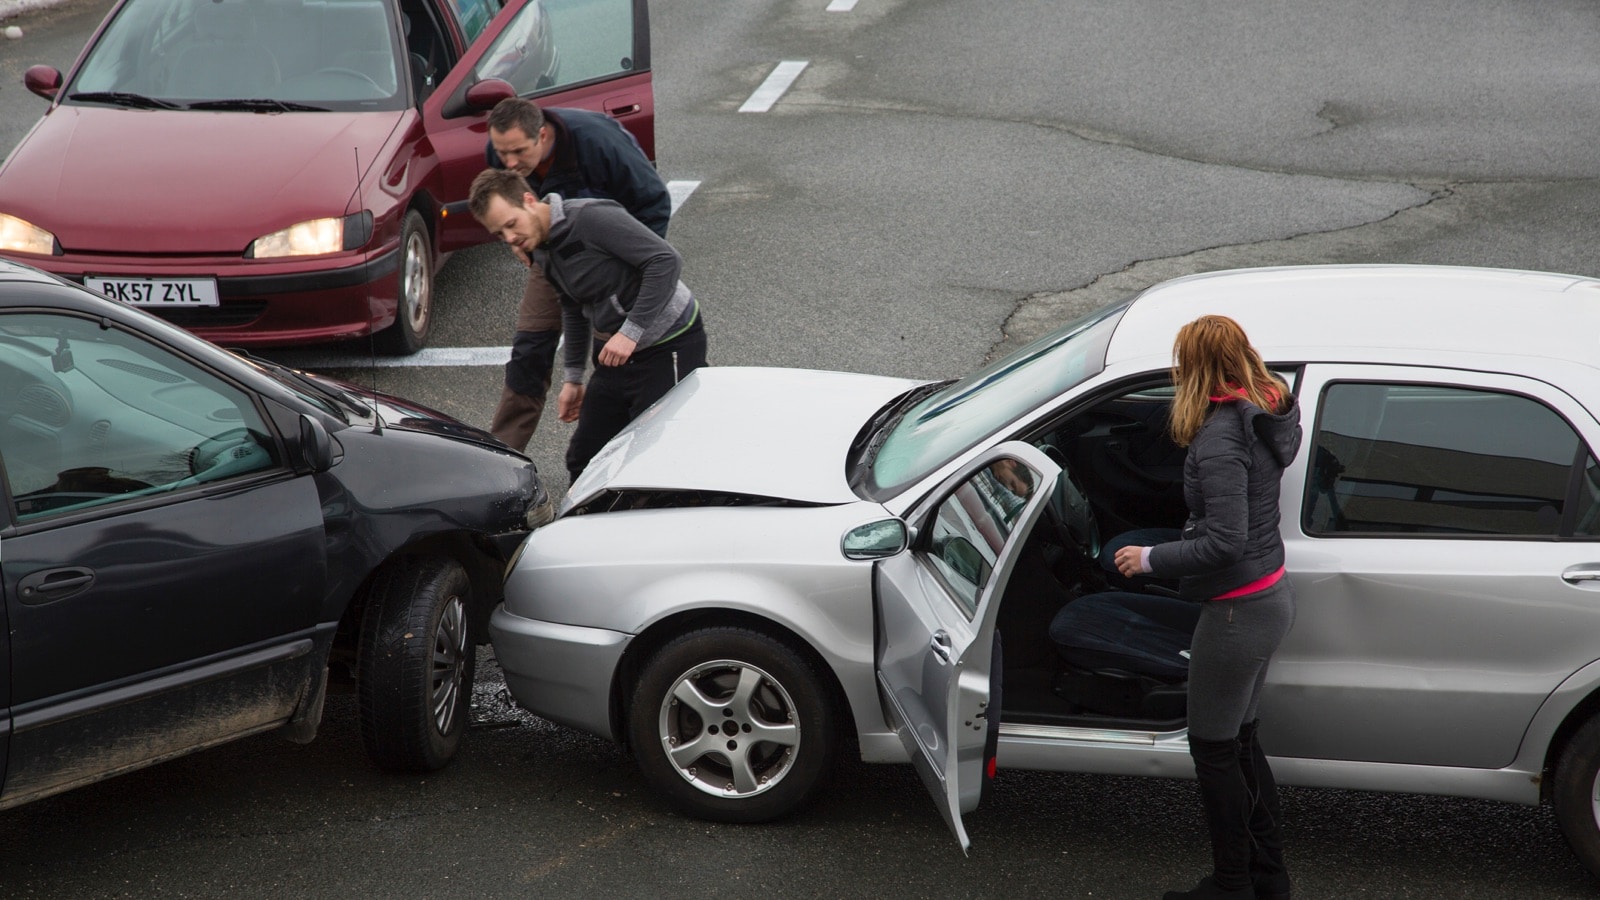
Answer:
[{"xmin": 565, "ymin": 320, "xmax": 708, "ymax": 482}]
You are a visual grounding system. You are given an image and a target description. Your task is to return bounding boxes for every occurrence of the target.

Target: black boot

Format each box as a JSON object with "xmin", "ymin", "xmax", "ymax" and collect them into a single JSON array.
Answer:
[
  {"xmin": 1162, "ymin": 736, "xmax": 1255, "ymax": 900},
  {"xmin": 1238, "ymin": 720, "xmax": 1291, "ymax": 900}
]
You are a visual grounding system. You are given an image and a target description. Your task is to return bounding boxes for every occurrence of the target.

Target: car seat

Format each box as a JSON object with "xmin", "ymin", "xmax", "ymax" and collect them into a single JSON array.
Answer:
[
  {"xmin": 328, "ymin": 1, "xmax": 399, "ymax": 95},
  {"xmin": 166, "ymin": 0, "xmax": 281, "ymax": 98},
  {"xmin": 1048, "ymin": 590, "xmax": 1199, "ymax": 719}
]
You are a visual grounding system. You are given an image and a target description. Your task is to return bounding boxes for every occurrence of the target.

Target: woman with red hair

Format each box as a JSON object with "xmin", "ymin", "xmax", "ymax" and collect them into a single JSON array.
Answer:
[{"xmin": 1112, "ymin": 315, "xmax": 1302, "ymax": 900}]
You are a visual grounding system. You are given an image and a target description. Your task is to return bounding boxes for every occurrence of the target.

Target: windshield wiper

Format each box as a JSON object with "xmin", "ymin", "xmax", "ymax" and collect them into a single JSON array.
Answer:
[
  {"xmin": 68, "ymin": 91, "xmax": 185, "ymax": 110},
  {"xmin": 188, "ymin": 98, "xmax": 330, "ymax": 112},
  {"xmin": 232, "ymin": 351, "xmax": 370, "ymax": 423}
]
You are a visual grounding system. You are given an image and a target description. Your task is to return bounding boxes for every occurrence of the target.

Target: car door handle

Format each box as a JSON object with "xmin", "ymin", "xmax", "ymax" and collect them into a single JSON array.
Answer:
[
  {"xmin": 18, "ymin": 567, "xmax": 96, "ymax": 605},
  {"xmin": 930, "ymin": 630, "xmax": 954, "ymax": 664},
  {"xmin": 606, "ymin": 103, "xmax": 640, "ymax": 117},
  {"xmin": 1562, "ymin": 564, "xmax": 1600, "ymax": 586}
]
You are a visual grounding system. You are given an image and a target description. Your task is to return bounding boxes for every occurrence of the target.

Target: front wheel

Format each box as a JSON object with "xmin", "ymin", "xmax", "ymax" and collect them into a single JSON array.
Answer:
[
  {"xmin": 357, "ymin": 557, "xmax": 475, "ymax": 772},
  {"xmin": 1553, "ymin": 715, "xmax": 1600, "ymax": 879},
  {"xmin": 628, "ymin": 627, "xmax": 838, "ymax": 823},
  {"xmin": 375, "ymin": 210, "xmax": 433, "ymax": 355}
]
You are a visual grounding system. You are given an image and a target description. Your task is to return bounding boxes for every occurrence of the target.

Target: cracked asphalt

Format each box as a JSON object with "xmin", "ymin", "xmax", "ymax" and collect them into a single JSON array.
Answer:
[{"xmin": 3, "ymin": 0, "xmax": 1600, "ymax": 896}]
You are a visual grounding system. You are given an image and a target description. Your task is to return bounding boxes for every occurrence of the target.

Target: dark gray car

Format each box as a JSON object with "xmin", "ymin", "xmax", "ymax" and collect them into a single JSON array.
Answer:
[{"xmin": 0, "ymin": 258, "xmax": 551, "ymax": 809}]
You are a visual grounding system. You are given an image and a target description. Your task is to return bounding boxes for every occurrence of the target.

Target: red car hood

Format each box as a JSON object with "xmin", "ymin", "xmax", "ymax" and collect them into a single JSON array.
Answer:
[{"xmin": 0, "ymin": 106, "xmax": 406, "ymax": 254}]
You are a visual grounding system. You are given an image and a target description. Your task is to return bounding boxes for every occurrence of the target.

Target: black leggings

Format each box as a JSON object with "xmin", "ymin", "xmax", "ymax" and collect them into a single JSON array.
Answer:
[
  {"xmin": 565, "ymin": 321, "xmax": 708, "ymax": 482},
  {"xmin": 1186, "ymin": 579, "xmax": 1295, "ymax": 741}
]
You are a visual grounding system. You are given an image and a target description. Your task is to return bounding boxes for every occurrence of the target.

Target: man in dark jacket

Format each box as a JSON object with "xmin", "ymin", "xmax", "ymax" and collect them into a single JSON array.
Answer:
[
  {"xmin": 483, "ymin": 98, "xmax": 671, "ymax": 451},
  {"xmin": 468, "ymin": 169, "xmax": 707, "ymax": 482}
]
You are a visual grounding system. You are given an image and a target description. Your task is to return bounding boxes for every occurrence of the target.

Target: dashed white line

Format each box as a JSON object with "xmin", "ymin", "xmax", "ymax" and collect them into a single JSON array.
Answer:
[
  {"xmin": 825, "ymin": 0, "xmax": 859, "ymax": 10},
  {"xmin": 739, "ymin": 60, "xmax": 809, "ymax": 113}
]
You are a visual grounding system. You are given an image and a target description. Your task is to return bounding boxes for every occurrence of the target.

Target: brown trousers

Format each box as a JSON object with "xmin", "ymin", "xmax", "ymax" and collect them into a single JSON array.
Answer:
[{"xmin": 488, "ymin": 268, "xmax": 563, "ymax": 451}]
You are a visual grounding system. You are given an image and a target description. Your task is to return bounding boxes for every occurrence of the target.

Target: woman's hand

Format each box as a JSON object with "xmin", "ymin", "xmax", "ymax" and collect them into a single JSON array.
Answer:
[{"xmin": 1114, "ymin": 545, "xmax": 1150, "ymax": 578}]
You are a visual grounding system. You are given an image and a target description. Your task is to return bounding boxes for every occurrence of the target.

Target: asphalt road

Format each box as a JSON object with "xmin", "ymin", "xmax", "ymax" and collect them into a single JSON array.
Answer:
[{"xmin": 2, "ymin": 0, "xmax": 1600, "ymax": 897}]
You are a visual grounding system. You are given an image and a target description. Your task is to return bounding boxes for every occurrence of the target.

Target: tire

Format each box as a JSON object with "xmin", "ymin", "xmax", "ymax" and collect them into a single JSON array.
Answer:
[
  {"xmin": 1554, "ymin": 715, "xmax": 1600, "ymax": 879},
  {"xmin": 357, "ymin": 557, "xmax": 475, "ymax": 772},
  {"xmin": 628, "ymin": 627, "xmax": 838, "ymax": 823},
  {"xmin": 375, "ymin": 210, "xmax": 433, "ymax": 355}
]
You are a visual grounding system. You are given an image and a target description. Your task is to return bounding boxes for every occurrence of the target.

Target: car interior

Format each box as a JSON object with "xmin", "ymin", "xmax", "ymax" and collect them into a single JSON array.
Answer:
[
  {"xmin": 0, "ymin": 315, "xmax": 277, "ymax": 523},
  {"xmin": 993, "ymin": 379, "xmax": 1225, "ymax": 732}
]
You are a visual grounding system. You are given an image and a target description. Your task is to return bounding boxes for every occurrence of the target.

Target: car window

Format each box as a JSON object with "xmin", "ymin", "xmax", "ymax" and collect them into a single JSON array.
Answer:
[
  {"xmin": 474, "ymin": 0, "xmax": 636, "ymax": 95},
  {"xmin": 922, "ymin": 458, "xmax": 1039, "ymax": 617},
  {"xmin": 68, "ymin": 0, "xmax": 408, "ymax": 111},
  {"xmin": 1305, "ymin": 382, "xmax": 1594, "ymax": 537},
  {"xmin": 444, "ymin": 0, "xmax": 499, "ymax": 43},
  {"xmin": 869, "ymin": 302, "xmax": 1124, "ymax": 499},
  {"xmin": 0, "ymin": 312, "xmax": 279, "ymax": 523}
]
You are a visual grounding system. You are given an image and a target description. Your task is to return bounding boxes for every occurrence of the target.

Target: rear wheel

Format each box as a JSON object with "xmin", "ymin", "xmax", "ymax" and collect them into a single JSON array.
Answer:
[
  {"xmin": 375, "ymin": 210, "xmax": 433, "ymax": 354},
  {"xmin": 628, "ymin": 627, "xmax": 838, "ymax": 823},
  {"xmin": 357, "ymin": 557, "xmax": 474, "ymax": 772},
  {"xmin": 1553, "ymin": 715, "xmax": 1600, "ymax": 878}
]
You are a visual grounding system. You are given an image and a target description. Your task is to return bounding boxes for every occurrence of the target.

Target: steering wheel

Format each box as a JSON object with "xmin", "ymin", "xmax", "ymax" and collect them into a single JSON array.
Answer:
[
  {"xmin": 190, "ymin": 428, "xmax": 260, "ymax": 478},
  {"xmin": 312, "ymin": 67, "xmax": 387, "ymax": 93},
  {"xmin": 1040, "ymin": 443, "xmax": 1101, "ymax": 562}
]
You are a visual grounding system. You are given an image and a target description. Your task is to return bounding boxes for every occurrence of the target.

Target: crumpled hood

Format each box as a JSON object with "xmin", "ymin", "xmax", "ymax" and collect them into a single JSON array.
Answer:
[
  {"xmin": 565, "ymin": 366, "xmax": 927, "ymax": 509},
  {"xmin": 0, "ymin": 106, "xmax": 405, "ymax": 254}
]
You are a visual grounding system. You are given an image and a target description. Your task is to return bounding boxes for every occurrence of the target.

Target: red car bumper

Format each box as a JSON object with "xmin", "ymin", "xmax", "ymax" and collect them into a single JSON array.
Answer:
[{"xmin": 15, "ymin": 243, "xmax": 403, "ymax": 348}]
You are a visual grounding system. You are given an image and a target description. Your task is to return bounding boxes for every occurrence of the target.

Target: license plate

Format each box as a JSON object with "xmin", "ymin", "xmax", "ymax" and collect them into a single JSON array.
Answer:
[{"xmin": 84, "ymin": 276, "xmax": 220, "ymax": 307}]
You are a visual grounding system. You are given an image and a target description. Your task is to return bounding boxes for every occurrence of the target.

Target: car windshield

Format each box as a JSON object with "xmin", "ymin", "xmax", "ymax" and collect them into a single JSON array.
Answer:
[
  {"xmin": 866, "ymin": 302, "xmax": 1126, "ymax": 497},
  {"xmin": 68, "ymin": 0, "xmax": 406, "ymax": 111}
]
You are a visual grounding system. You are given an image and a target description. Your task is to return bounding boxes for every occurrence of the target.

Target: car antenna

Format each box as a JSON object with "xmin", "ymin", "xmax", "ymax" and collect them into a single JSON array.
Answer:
[{"xmin": 355, "ymin": 145, "xmax": 382, "ymax": 435}]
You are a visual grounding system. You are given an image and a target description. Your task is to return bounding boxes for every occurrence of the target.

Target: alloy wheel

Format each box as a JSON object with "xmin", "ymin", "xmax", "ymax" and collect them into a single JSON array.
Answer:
[
  {"xmin": 657, "ymin": 659, "xmax": 801, "ymax": 798},
  {"xmin": 431, "ymin": 594, "xmax": 467, "ymax": 735}
]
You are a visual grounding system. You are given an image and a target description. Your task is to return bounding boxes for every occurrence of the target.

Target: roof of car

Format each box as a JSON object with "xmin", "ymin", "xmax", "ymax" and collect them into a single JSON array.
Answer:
[{"xmin": 1107, "ymin": 264, "xmax": 1600, "ymax": 371}]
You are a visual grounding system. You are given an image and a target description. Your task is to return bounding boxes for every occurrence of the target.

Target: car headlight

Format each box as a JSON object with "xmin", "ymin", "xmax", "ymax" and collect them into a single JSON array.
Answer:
[
  {"xmin": 0, "ymin": 212, "xmax": 58, "ymax": 255},
  {"xmin": 247, "ymin": 211, "xmax": 372, "ymax": 258},
  {"xmin": 249, "ymin": 217, "xmax": 344, "ymax": 258}
]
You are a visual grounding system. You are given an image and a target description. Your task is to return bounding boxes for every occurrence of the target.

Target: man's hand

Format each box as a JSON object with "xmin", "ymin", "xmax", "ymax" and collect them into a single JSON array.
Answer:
[
  {"xmin": 598, "ymin": 333, "xmax": 638, "ymax": 367},
  {"xmin": 558, "ymin": 382, "xmax": 585, "ymax": 422},
  {"xmin": 511, "ymin": 244, "xmax": 531, "ymax": 267}
]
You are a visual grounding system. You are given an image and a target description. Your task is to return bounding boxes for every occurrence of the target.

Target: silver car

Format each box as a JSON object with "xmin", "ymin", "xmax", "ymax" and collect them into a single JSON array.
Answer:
[{"xmin": 491, "ymin": 264, "xmax": 1600, "ymax": 875}]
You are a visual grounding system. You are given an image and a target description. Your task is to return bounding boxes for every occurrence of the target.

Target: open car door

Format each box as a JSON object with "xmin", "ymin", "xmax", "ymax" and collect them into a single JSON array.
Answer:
[
  {"xmin": 874, "ymin": 441, "xmax": 1061, "ymax": 852},
  {"xmin": 424, "ymin": 0, "xmax": 655, "ymax": 251}
]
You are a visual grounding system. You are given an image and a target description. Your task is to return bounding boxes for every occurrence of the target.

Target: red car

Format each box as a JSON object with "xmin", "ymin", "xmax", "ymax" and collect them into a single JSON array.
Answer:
[{"xmin": 0, "ymin": 0, "xmax": 654, "ymax": 353}]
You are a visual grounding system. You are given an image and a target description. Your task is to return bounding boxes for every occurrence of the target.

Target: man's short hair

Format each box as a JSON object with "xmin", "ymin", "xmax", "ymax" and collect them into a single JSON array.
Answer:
[
  {"xmin": 468, "ymin": 168, "xmax": 533, "ymax": 220},
  {"xmin": 487, "ymin": 98, "xmax": 544, "ymax": 139}
]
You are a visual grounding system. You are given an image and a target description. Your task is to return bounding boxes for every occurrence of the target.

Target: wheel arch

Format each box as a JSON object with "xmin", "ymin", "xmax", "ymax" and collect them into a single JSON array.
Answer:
[
  {"xmin": 1542, "ymin": 681, "xmax": 1600, "ymax": 803},
  {"xmin": 405, "ymin": 190, "xmax": 441, "ymax": 247},
  {"xmin": 609, "ymin": 608, "xmax": 858, "ymax": 758},
  {"xmin": 334, "ymin": 530, "xmax": 509, "ymax": 670}
]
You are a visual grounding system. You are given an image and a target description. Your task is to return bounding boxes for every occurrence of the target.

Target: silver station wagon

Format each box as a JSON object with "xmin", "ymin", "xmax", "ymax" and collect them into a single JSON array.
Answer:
[{"xmin": 491, "ymin": 264, "xmax": 1600, "ymax": 876}]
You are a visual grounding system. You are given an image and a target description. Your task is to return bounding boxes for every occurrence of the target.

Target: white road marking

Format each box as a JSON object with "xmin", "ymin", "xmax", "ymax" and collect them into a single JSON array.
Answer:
[
  {"xmin": 739, "ymin": 61, "xmax": 809, "ymax": 113},
  {"xmin": 826, "ymin": 0, "xmax": 859, "ymax": 10},
  {"xmin": 276, "ymin": 346, "xmax": 513, "ymax": 368},
  {"xmin": 667, "ymin": 179, "xmax": 701, "ymax": 213}
]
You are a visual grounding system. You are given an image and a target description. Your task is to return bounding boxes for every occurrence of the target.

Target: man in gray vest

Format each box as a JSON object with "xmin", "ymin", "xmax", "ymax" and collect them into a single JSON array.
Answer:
[{"xmin": 469, "ymin": 169, "xmax": 707, "ymax": 481}]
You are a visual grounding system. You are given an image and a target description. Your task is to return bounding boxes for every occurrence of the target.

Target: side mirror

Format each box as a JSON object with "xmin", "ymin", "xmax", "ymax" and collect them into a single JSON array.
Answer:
[
  {"xmin": 24, "ymin": 65, "xmax": 63, "ymax": 101},
  {"xmin": 298, "ymin": 414, "xmax": 337, "ymax": 474},
  {"xmin": 442, "ymin": 77, "xmax": 517, "ymax": 120},
  {"xmin": 841, "ymin": 518, "xmax": 908, "ymax": 560},
  {"xmin": 464, "ymin": 77, "xmax": 516, "ymax": 111}
]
